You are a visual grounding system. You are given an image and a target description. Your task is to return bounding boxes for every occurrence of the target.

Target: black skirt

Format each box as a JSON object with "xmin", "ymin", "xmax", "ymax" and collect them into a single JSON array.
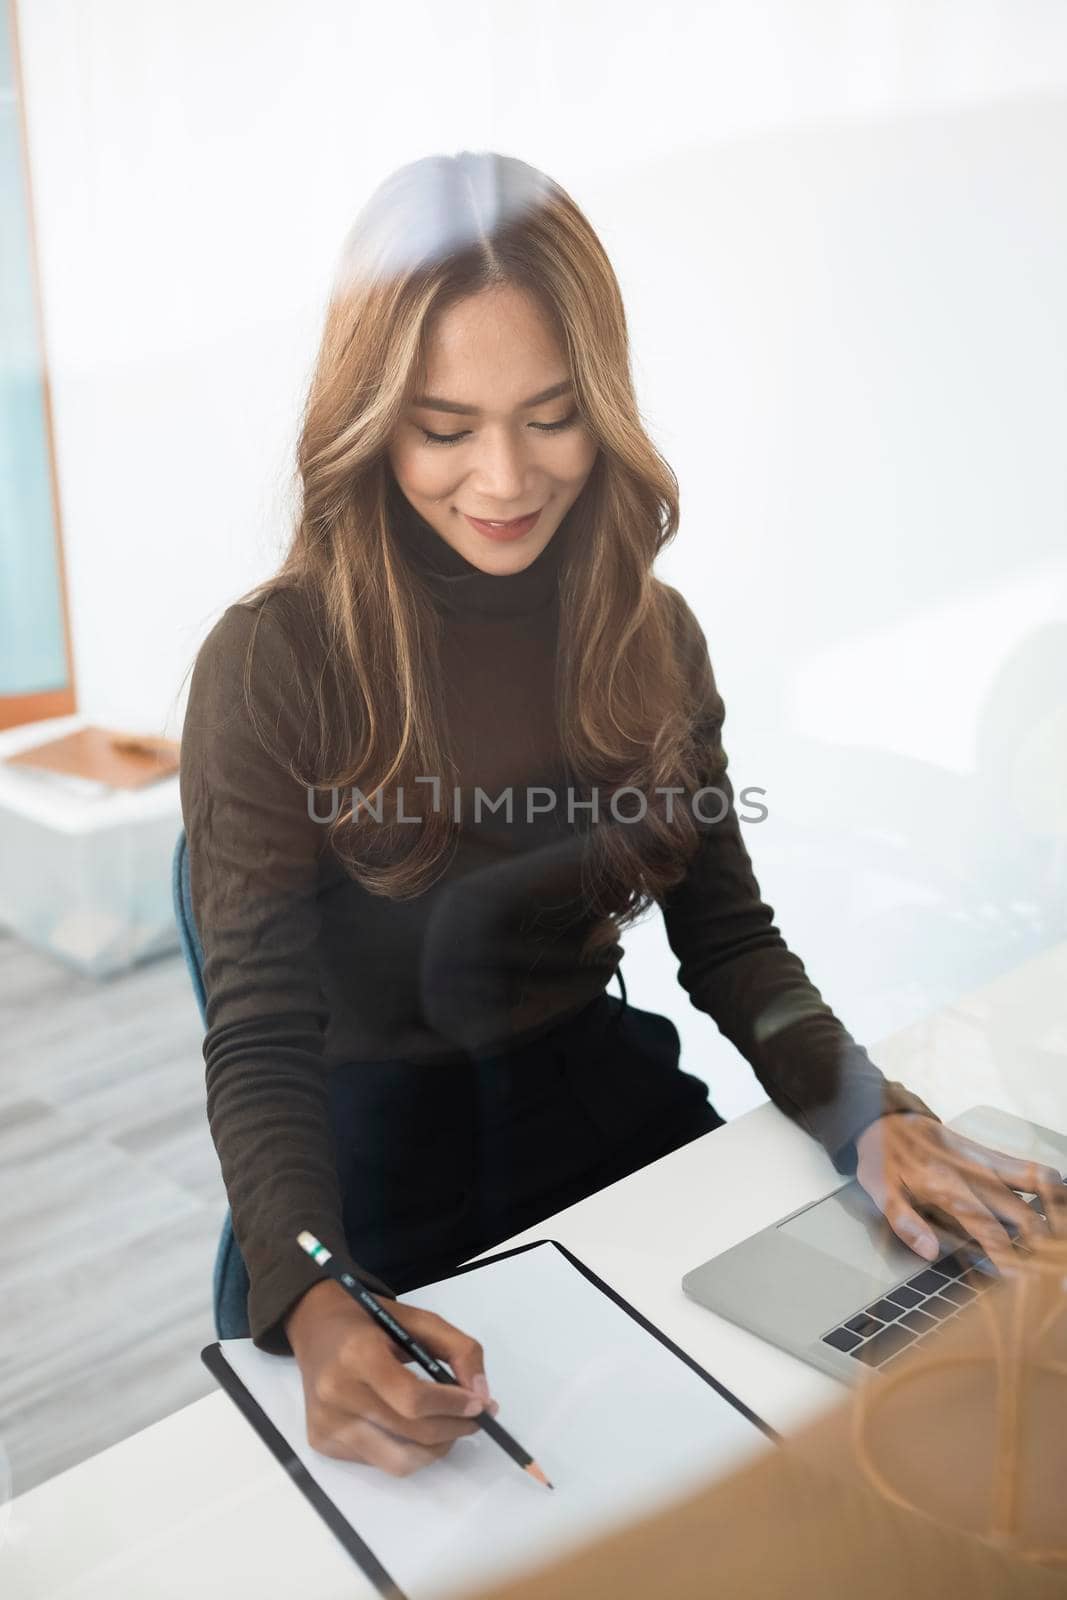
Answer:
[{"xmin": 326, "ymin": 989, "xmax": 723, "ymax": 1295}]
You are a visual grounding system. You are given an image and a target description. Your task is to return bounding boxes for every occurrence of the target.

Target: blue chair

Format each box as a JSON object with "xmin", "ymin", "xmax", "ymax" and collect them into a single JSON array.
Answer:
[{"xmin": 171, "ymin": 828, "xmax": 252, "ymax": 1339}]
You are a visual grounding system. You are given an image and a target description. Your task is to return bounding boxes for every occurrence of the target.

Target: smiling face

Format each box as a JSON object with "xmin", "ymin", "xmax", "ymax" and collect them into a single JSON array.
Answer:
[{"xmin": 386, "ymin": 283, "xmax": 600, "ymax": 575}]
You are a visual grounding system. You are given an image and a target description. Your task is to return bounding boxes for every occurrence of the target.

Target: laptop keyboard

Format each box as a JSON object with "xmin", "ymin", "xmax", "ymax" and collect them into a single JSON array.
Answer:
[{"xmin": 820, "ymin": 1194, "xmax": 1046, "ymax": 1371}]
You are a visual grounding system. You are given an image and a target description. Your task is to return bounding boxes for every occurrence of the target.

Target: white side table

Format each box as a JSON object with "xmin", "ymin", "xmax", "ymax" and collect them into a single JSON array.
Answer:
[{"xmin": 0, "ymin": 715, "xmax": 182, "ymax": 977}]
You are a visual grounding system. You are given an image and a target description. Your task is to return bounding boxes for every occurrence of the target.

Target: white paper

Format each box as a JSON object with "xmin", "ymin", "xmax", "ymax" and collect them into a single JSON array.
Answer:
[{"xmin": 219, "ymin": 1242, "xmax": 770, "ymax": 1599}]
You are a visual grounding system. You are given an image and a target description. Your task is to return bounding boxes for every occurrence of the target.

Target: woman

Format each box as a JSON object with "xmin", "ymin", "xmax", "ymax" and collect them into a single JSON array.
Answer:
[{"xmin": 180, "ymin": 151, "xmax": 1059, "ymax": 1479}]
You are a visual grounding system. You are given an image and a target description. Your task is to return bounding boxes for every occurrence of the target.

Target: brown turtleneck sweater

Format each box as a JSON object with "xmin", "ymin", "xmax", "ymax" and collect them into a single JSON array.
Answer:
[{"xmin": 179, "ymin": 499, "xmax": 932, "ymax": 1352}]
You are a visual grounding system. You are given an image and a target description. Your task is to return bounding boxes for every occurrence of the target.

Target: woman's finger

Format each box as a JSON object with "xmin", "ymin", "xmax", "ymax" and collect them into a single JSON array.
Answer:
[
  {"xmin": 383, "ymin": 1303, "xmax": 492, "ymax": 1407},
  {"xmin": 943, "ymin": 1132, "xmax": 1063, "ymax": 1196},
  {"xmin": 312, "ymin": 1411, "xmax": 452, "ymax": 1474},
  {"xmin": 352, "ymin": 1387, "xmax": 494, "ymax": 1447},
  {"xmin": 1038, "ymin": 1175, "xmax": 1067, "ymax": 1238},
  {"xmin": 862, "ymin": 1178, "xmax": 940, "ymax": 1260},
  {"xmin": 916, "ymin": 1180, "xmax": 1017, "ymax": 1272},
  {"xmin": 968, "ymin": 1175, "xmax": 1050, "ymax": 1249},
  {"xmin": 855, "ymin": 1137, "xmax": 942, "ymax": 1259}
]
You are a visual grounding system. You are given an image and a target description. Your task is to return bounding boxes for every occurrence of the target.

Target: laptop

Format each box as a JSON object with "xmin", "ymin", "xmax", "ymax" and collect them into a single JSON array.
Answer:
[{"xmin": 681, "ymin": 1103, "xmax": 1067, "ymax": 1383}]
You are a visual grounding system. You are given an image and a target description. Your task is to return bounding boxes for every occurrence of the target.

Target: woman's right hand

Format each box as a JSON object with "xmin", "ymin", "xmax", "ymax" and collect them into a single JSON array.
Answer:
[{"xmin": 285, "ymin": 1279, "xmax": 499, "ymax": 1477}]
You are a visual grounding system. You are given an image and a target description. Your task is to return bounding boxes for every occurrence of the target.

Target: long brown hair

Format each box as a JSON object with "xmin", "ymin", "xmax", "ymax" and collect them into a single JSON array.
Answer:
[{"xmin": 235, "ymin": 151, "xmax": 716, "ymax": 957}]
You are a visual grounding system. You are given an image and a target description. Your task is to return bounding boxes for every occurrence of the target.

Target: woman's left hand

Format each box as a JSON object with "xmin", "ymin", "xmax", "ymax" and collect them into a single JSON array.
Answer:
[{"xmin": 854, "ymin": 1112, "xmax": 1066, "ymax": 1270}]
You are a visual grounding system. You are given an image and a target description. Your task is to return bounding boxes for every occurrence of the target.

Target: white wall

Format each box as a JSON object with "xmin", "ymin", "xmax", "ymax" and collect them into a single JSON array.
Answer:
[{"xmin": 15, "ymin": 0, "xmax": 1067, "ymax": 1115}]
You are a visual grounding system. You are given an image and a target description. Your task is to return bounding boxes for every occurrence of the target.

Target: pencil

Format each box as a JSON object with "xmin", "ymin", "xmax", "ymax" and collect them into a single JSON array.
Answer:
[{"xmin": 296, "ymin": 1231, "xmax": 553, "ymax": 1488}]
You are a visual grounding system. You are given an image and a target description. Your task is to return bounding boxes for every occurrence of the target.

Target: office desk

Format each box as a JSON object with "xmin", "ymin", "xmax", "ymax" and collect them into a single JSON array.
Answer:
[{"xmin": 3, "ymin": 941, "xmax": 1065, "ymax": 1600}]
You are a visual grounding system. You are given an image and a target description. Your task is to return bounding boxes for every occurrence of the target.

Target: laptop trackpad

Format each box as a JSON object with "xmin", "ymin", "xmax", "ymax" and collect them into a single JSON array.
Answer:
[{"xmin": 778, "ymin": 1183, "xmax": 947, "ymax": 1287}]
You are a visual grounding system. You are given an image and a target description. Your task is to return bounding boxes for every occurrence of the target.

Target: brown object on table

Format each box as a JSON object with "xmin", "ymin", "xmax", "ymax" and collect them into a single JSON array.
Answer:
[
  {"xmin": 457, "ymin": 1244, "xmax": 1067, "ymax": 1600},
  {"xmin": 3, "ymin": 725, "xmax": 180, "ymax": 789}
]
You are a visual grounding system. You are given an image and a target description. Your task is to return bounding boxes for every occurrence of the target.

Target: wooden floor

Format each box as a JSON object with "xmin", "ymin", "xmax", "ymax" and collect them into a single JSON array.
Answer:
[{"xmin": 1, "ymin": 930, "xmax": 226, "ymax": 1498}]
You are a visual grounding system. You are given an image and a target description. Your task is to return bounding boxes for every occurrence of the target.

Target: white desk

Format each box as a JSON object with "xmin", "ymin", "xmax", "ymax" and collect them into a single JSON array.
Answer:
[{"xmin": 4, "ymin": 941, "xmax": 1065, "ymax": 1600}]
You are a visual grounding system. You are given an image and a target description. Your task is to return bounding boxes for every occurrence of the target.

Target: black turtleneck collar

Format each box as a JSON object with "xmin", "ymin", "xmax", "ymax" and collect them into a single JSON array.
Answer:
[{"xmin": 389, "ymin": 477, "xmax": 571, "ymax": 621}]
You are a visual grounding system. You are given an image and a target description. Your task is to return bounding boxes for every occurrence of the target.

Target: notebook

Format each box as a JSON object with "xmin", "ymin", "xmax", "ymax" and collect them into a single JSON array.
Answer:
[{"xmin": 202, "ymin": 1238, "xmax": 774, "ymax": 1600}]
